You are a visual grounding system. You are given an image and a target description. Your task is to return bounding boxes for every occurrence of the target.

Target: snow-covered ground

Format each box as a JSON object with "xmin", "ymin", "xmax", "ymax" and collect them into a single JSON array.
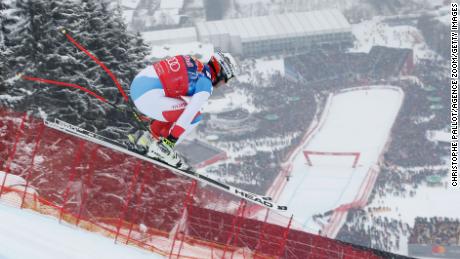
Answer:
[
  {"xmin": 0, "ymin": 204, "xmax": 163, "ymax": 259},
  {"xmin": 366, "ymin": 179, "xmax": 459, "ymax": 256},
  {"xmin": 204, "ymin": 89, "xmax": 259, "ymax": 114},
  {"xmin": 0, "ymin": 169, "xmax": 250, "ymax": 259},
  {"xmin": 351, "ymin": 17, "xmax": 439, "ymax": 61},
  {"xmin": 276, "ymin": 86, "xmax": 404, "ymax": 233},
  {"xmin": 0, "ymin": 200, "xmax": 258, "ymax": 259},
  {"xmin": 237, "ymin": 58, "xmax": 285, "ymax": 84}
]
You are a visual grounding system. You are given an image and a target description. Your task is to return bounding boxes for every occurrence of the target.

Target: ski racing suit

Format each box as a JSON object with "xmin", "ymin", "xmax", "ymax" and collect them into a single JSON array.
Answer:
[{"xmin": 129, "ymin": 55, "xmax": 212, "ymax": 145}]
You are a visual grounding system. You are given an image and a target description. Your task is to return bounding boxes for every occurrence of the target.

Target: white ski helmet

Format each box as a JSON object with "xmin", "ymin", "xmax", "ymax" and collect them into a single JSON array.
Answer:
[{"xmin": 208, "ymin": 50, "xmax": 237, "ymax": 85}]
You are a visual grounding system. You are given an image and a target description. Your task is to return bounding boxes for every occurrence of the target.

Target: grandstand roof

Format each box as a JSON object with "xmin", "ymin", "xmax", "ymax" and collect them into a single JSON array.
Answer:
[
  {"xmin": 177, "ymin": 139, "xmax": 226, "ymax": 168},
  {"xmin": 196, "ymin": 9, "xmax": 351, "ymax": 42},
  {"xmin": 368, "ymin": 46, "xmax": 413, "ymax": 78}
]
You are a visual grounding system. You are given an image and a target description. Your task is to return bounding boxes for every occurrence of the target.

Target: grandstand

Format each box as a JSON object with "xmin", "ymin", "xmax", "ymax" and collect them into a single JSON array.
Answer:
[
  {"xmin": 408, "ymin": 217, "xmax": 460, "ymax": 258},
  {"xmin": 196, "ymin": 9, "xmax": 354, "ymax": 57},
  {"xmin": 176, "ymin": 139, "xmax": 227, "ymax": 169},
  {"xmin": 367, "ymin": 46, "xmax": 414, "ymax": 79},
  {"xmin": 284, "ymin": 46, "xmax": 414, "ymax": 84},
  {"xmin": 141, "ymin": 9, "xmax": 354, "ymax": 57},
  {"xmin": 206, "ymin": 108, "xmax": 259, "ymax": 136}
]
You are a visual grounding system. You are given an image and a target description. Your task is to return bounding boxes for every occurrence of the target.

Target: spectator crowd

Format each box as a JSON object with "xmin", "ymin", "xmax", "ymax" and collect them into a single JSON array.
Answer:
[
  {"xmin": 410, "ymin": 217, "xmax": 460, "ymax": 246},
  {"xmin": 199, "ymin": 71, "xmax": 318, "ymax": 192},
  {"xmin": 338, "ymin": 47, "xmax": 451, "ymax": 253},
  {"xmin": 191, "ymin": 21, "xmax": 452, "ymax": 255},
  {"xmin": 337, "ymin": 208, "xmax": 411, "ymax": 252}
]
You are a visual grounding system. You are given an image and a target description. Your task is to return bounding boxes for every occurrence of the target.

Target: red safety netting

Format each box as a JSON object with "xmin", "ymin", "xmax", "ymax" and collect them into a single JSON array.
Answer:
[{"xmin": 0, "ymin": 109, "xmax": 384, "ymax": 259}]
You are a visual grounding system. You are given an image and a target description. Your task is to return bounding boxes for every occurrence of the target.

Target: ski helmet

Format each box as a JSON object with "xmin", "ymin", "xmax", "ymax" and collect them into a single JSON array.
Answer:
[{"xmin": 208, "ymin": 50, "xmax": 237, "ymax": 85}]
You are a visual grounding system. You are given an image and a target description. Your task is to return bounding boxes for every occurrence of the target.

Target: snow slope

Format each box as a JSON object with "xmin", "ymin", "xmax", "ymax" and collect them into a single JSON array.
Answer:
[
  {"xmin": 351, "ymin": 17, "xmax": 438, "ymax": 61},
  {"xmin": 277, "ymin": 86, "xmax": 404, "ymax": 233},
  {"xmin": 0, "ymin": 204, "xmax": 164, "ymax": 259},
  {"xmin": 367, "ymin": 180, "xmax": 459, "ymax": 256}
]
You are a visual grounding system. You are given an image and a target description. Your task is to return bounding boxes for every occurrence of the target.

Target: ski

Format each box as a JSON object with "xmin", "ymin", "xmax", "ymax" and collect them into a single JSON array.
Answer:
[{"xmin": 44, "ymin": 118, "xmax": 288, "ymax": 211}]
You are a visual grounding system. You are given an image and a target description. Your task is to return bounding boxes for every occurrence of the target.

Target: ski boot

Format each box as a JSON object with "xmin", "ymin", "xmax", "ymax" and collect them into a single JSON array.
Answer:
[
  {"xmin": 147, "ymin": 135, "xmax": 190, "ymax": 170},
  {"xmin": 127, "ymin": 129, "xmax": 154, "ymax": 154}
]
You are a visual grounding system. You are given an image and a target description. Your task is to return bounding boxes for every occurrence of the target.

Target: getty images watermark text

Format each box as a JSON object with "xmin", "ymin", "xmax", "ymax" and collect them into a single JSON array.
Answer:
[{"xmin": 451, "ymin": 3, "xmax": 458, "ymax": 188}]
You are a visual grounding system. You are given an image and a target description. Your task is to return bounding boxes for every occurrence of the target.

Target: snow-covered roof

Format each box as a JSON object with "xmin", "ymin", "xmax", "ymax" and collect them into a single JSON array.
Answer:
[
  {"xmin": 196, "ymin": 9, "xmax": 351, "ymax": 42},
  {"xmin": 160, "ymin": 0, "xmax": 184, "ymax": 10},
  {"xmin": 142, "ymin": 27, "xmax": 197, "ymax": 46}
]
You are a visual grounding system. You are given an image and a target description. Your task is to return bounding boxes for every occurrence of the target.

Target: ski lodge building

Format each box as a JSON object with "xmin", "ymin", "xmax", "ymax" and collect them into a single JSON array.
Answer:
[{"xmin": 142, "ymin": 9, "xmax": 354, "ymax": 57}]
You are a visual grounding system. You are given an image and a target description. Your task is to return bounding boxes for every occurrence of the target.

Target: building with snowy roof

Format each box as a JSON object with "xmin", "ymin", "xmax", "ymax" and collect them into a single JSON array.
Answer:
[
  {"xmin": 141, "ymin": 9, "xmax": 353, "ymax": 57},
  {"xmin": 195, "ymin": 9, "xmax": 354, "ymax": 57}
]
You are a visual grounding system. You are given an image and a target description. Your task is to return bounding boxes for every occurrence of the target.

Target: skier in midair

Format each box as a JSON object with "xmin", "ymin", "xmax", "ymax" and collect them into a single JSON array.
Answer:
[{"xmin": 128, "ymin": 51, "xmax": 236, "ymax": 167}]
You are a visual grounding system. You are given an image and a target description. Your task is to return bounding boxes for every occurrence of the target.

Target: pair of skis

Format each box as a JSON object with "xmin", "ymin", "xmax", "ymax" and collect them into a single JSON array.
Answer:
[
  {"xmin": 21, "ymin": 29, "xmax": 287, "ymax": 211},
  {"xmin": 45, "ymin": 118, "xmax": 288, "ymax": 211}
]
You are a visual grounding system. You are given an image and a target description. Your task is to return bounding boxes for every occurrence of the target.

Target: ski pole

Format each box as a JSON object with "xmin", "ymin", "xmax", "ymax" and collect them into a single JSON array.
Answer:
[
  {"xmin": 59, "ymin": 28, "xmax": 152, "ymax": 133},
  {"xmin": 20, "ymin": 75, "xmax": 109, "ymax": 103},
  {"xmin": 19, "ymin": 74, "xmax": 151, "ymax": 132},
  {"xmin": 60, "ymin": 28, "xmax": 129, "ymax": 102}
]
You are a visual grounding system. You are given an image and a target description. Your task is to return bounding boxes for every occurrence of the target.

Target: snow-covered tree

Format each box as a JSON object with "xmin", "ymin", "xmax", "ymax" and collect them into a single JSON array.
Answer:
[
  {"xmin": 2, "ymin": 0, "xmax": 148, "ymax": 132},
  {"xmin": 113, "ymin": 5, "xmax": 150, "ymax": 82},
  {"xmin": 3, "ymin": 0, "xmax": 149, "ymax": 132},
  {"xmin": 0, "ymin": 0, "xmax": 4, "ymax": 48},
  {"xmin": 0, "ymin": 0, "xmax": 6, "ymax": 82},
  {"xmin": 74, "ymin": 1, "xmax": 149, "ymax": 104},
  {"xmin": 0, "ymin": 0, "xmax": 16, "ymax": 87},
  {"xmin": 3, "ymin": 0, "xmax": 85, "ymax": 114},
  {"xmin": 7, "ymin": 0, "xmax": 50, "ymax": 72},
  {"xmin": 128, "ymin": 31, "xmax": 150, "ymax": 74}
]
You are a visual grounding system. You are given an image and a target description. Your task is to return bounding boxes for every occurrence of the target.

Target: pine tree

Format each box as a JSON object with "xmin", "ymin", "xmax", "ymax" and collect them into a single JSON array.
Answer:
[
  {"xmin": 8, "ymin": 0, "xmax": 50, "ymax": 71},
  {"xmin": 0, "ymin": 0, "xmax": 4, "ymax": 47},
  {"xmin": 76, "ymin": 1, "xmax": 149, "ymax": 104},
  {"xmin": 3, "ymin": 0, "xmax": 150, "ymax": 132},
  {"xmin": 31, "ymin": 0, "xmax": 97, "ymax": 123},
  {"xmin": 128, "ymin": 31, "xmax": 150, "ymax": 75},
  {"xmin": 4, "ymin": 0, "xmax": 85, "ymax": 116},
  {"xmin": 0, "ymin": 0, "xmax": 47, "ymax": 107},
  {"xmin": 111, "ymin": 5, "xmax": 150, "ymax": 93},
  {"xmin": 0, "ymin": 0, "xmax": 16, "ymax": 89},
  {"xmin": 0, "ymin": 0, "xmax": 6, "ymax": 89},
  {"xmin": 70, "ymin": 0, "xmax": 151, "ymax": 130}
]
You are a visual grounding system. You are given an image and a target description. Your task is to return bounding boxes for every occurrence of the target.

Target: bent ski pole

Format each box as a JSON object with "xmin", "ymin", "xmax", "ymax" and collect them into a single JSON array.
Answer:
[{"xmin": 59, "ymin": 28, "xmax": 151, "ymax": 132}]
